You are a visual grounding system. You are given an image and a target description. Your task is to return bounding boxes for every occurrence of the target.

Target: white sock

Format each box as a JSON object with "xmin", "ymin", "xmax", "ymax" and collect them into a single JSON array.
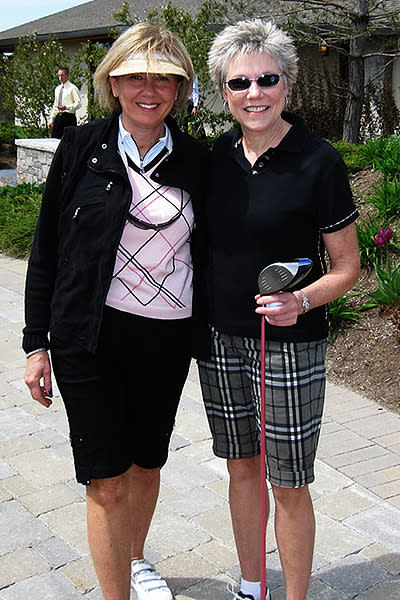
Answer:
[{"xmin": 240, "ymin": 578, "xmax": 261, "ymax": 600}]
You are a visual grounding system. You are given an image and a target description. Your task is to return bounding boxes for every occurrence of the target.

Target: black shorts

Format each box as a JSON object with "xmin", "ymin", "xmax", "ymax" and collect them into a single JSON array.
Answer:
[{"xmin": 50, "ymin": 307, "xmax": 191, "ymax": 484}]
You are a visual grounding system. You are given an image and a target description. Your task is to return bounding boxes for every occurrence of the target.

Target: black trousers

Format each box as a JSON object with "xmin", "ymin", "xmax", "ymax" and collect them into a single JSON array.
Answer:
[
  {"xmin": 50, "ymin": 307, "xmax": 192, "ymax": 484},
  {"xmin": 51, "ymin": 112, "xmax": 77, "ymax": 139}
]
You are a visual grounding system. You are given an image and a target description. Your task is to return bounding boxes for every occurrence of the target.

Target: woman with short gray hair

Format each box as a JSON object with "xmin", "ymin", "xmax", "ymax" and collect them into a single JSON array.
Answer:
[{"xmin": 198, "ymin": 18, "xmax": 360, "ymax": 600}]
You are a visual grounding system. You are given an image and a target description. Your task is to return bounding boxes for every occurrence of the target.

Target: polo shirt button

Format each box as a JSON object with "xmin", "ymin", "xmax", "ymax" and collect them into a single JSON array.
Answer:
[
  {"xmin": 101, "ymin": 143, "xmax": 107, "ymax": 149},
  {"xmin": 154, "ymin": 172, "xmax": 159, "ymax": 178},
  {"xmin": 91, "ymin": 157, "xmax": 98, "ymax": 164},
  {"xmin": 258, "ymin": 161, "xmax": 264, "ymax": 168}
]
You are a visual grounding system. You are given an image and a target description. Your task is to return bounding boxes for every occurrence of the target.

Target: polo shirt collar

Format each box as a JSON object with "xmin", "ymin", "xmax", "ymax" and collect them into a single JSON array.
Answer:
[{"xmin": 232, "ymin": 112, "xmax": 312, "ymax": 158}]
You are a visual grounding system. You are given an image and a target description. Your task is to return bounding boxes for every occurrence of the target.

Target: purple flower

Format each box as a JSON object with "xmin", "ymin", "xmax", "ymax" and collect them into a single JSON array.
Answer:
[{"xmin": 374, "ymin": 226, "xmax": 393, "ymax": 247}]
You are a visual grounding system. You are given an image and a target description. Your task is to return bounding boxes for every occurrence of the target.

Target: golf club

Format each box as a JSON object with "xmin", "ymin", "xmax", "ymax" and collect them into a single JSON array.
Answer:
[{"xmin": 257, "ymin": 258, "xmax": 312, "ymax": 599}]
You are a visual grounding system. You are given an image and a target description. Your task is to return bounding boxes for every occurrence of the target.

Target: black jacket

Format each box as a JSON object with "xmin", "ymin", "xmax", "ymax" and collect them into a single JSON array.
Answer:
[{"xmin": 23, "ymin": 113, "xmax": 209, "ymax": 358}]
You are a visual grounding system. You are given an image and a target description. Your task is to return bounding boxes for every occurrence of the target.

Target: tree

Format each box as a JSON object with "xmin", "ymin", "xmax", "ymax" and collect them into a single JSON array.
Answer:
[
  {"xmin": 0, "ymin": 34, "xmax": 68, "ymax": 133},
  {"xmin": 235, "ymin": 0, "xmax": 400, "ymax": 142},
  {"xmin": 71, "ymin": 40, "xmax": 109, "ymax": 122}
]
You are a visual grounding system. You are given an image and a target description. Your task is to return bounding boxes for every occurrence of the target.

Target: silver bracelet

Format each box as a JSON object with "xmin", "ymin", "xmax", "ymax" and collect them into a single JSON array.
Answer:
[{"xmin": 26, "ymin": 347, "xmax": 48, "ymax": 358}]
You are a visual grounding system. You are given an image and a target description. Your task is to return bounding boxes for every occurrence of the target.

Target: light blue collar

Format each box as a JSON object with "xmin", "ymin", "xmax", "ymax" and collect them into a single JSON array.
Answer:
[{"xmin": 118, "ymin": 115, "xmax": 172, "ymax": 169}]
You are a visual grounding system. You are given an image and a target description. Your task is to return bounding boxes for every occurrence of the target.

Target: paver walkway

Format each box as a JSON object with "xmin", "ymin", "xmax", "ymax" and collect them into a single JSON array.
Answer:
[{"xmin": 0, "ymin": 253, "xmax": 399, "ymax": 599}]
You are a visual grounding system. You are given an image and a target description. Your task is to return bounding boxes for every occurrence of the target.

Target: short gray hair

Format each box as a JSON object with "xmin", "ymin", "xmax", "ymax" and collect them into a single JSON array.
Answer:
[{"xmin": 208, "ymin": 19, "xmax": 298, "ymax": 96}]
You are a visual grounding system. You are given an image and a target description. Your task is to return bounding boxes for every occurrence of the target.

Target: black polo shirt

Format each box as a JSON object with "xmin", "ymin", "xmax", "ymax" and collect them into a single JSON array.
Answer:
[{"xmin": 205, "ymin": 112, "xmax": 358, "ymax": 342}]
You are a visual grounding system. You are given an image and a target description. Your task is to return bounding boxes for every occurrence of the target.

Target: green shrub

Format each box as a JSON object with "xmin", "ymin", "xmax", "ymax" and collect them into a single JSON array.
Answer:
[
  {"xmin": 328, "ymin": 295, "xmax": 360, "ymax": 341},
  {"xmin": 360, "ymin": 258, "xmax": 400, "ymax": 310},
  {"xmin": 331, "ymin": 140, "xmax": 370, "ymax": 173},
  {"xmin": 0, "ymin": 122, "xmax": 47, "ymax": 144},
  {"xmin": 356, "ymin": 216, "xmax": 399, "ymax": 268},
  {"xmin": 360, "ymin": 135, "xmax": 400, "ymax": 179},
  {"xmin": 364, "ymin": 178, "xmax": 400, "ymax": 219},
  {"xmin": 0, "ymin": 183, "xmax": 43, "ymax": 257}
]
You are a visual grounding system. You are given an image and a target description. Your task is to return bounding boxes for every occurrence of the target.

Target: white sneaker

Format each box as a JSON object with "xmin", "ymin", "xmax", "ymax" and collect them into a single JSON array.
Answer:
[
  {"xmin": 131, "ymin": 559, "xmax": 174, "ymax": 600},
  {"xmin": 227, "ymin": 582, "xmax": 271, "ymax": 600}
]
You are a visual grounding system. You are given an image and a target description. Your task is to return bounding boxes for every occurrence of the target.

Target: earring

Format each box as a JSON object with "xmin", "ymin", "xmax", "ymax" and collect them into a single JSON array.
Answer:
[
  {"xmin": 223, "ymin": 100, "xmax": 229, "ymax": 114},
  {"xmin": 112, "ymin": 92, "xmax": 118, "ymax": 98},
  {"xmin": 284, "ymin": 96, "xmax": 289, "ymax": 108}
]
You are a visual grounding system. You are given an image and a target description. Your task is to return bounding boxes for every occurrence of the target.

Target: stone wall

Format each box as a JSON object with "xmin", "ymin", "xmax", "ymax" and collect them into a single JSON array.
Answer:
[{"xmin": 15, "ymin": 138, "xmax": 60, "ymax": 184}]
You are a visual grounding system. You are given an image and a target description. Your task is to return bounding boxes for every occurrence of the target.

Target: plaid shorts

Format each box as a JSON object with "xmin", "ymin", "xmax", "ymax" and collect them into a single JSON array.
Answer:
[{"xmin": 198, "ymin": 328, "xmax": 327, "ymax": 488}]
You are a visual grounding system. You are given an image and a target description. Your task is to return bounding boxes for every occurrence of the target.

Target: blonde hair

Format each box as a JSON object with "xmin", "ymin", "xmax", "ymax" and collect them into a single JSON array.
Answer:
[
  {"xmin": 208, "ymin": 19, "xmax": 298, "ymax": 96},
  {"xmin": 94, "ymin": 23, "xmax": 194, "ymax": 112}
]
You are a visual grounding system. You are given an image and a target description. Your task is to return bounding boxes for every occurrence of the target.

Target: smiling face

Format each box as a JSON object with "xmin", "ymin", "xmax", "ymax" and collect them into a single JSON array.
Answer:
[
  {"xmin": 110, "ymin": 73, "xmax": 182, "ymax": 137},
  {"xmin": 223, "ymin": 52, "xmax": 288, "ymax": 137}
]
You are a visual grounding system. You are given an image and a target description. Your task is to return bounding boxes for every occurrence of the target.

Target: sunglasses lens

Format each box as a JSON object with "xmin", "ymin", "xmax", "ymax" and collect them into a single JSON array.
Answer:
[
  {"xmin": 227, "ymin": 77, "xmax": 250, "ymax": 91},
  {"xmin": 258, "ymin": 74, "xmax": 281, "ymax": 87}
]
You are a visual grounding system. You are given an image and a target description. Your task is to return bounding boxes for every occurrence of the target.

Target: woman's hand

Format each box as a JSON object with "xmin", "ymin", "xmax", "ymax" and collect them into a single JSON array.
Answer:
[
  {"xmin": 24, "ymin": 351, "xmax": 53, "ymax": 408},
  {"xmin": 255, "ymin": 291, "xmax": 301, "ymax": 327}
]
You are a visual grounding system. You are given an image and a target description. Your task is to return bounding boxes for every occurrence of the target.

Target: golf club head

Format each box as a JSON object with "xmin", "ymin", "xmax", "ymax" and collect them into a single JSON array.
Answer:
[{"xmin": 257, "ymin": 258, "xmax": 313, "ymax": 296}]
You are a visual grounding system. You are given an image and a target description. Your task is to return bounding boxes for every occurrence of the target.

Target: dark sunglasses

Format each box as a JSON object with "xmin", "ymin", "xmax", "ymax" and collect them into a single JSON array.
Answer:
[{"xmin": 225, "ymin": 73, "xmax": 282, "ymax": 92}]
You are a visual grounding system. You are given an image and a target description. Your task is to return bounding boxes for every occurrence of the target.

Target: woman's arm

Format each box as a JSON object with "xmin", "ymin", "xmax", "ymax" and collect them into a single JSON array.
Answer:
[{"xmin": 256, "ymin": 222, "xmax": 360, "ymax": 326}]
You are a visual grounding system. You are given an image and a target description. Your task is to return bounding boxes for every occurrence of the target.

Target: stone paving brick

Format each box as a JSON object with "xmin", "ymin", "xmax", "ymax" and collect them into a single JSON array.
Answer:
[
  {"xmin": 175, "ymin": 573, "xmax": 235, "ymax": 600},
  {"xmin": 59, "ymin": 556, "xmax": 98, "ymax": 594},
  {"xmin": 35, "ymin": 535, "xmax": 80, "ymax": 569},
  {"xmin": 324, "ymin": 445, "xmax": 389, "ymax": 469},
  {"xmin": 0, "ymin": 571, "xmax": 83, "ymax": 599},
  {"xmin": 192, "ymin": 505, "xmax": 235, "ymax": 548},
  {"xmin": 387, "ymin": 495, "xmax": 400, "ymax": 510},
  {"xmin": 345, "ymin": 411, "xmax": 400, "ymax": 440},
  {"xmin": 147, "ymin": 504, "xmax": 211, "ymax": 558},
  {"xmin": 0, "ymin": 434, "xmax": 44, "ymax": 458},
  {"xmin": 1, "ymin": 474, "xmax": 37, "ymax": 497},
  {"xmin": 8, "ymin": 447, "xmax": 75, "ymax": 487},
  {"xmin": 161, "ymin": 452, "xmax": 220, "ymax": 493},
  {"xmin": 0, "ymin": 500, "xmax": 52, "ymax": 555},
  {"xmin": 339, "ymin": 453, "xmax": 400, "ymax": 479},
  {"xmin": 370, "ymin": 479, "xmax": 400, "ymax": 500},
  {"xmin": 19, "ymin": 483, "xmax": 82, "ymax": 516},
  {"xmin": 156, "ymin": 550, "xmax": 220, "ymax": 595},
  {"xmin": 313, "ymin": 486, "xmax": 375, "ymax": 521},
  {"xmin": 317, "ymin": 553, "xmax": 391, "ymax": 597},
  {"xmin": 0, "ymin": 406, "xmax": 45, "ymax": 438},
  {"xmin": 354, "ymin": 577, "xmax": 400, "ymax": 599},
  {"xmin": 344, "ymin": 503, "xmax": 400, "ymax": 552},
  {"xmin": 0, "ymin": 461, "xmax": 16, "ymax": 481},
  {"xmin": 314, "ymin": 513, "xmax": 371, "ymax": 562},
  {"xmin": 356, "ymin": 464, "xmax": 400, "ymax": 488},
  {"xmin": 311, "ymin": 459, "xmax": 353, "ymax": 494},
  {"xmin": 361, "ymin": 543, "xmax": 400, "ymax": 576},
  {"xmin": 317, "ymin": 429, "xmax": 371, "ymax": 459},
  {"xmin": 193, "ymin": 540, "xmax": 237, "ymax": 572},
  {"xmin": 0, "ymin": 547, "xmax": 49, "ymax": 588},
  {"xmin": 373, "ymin": 431, "xmax": 400, "ymax": 448},
  {"xmin": 40, "ymin": 501, "xmax": 89, "ymax": 556},
  {"xmin": 163, "ymin": 485, "xmax": 226, "ymax": 518}
]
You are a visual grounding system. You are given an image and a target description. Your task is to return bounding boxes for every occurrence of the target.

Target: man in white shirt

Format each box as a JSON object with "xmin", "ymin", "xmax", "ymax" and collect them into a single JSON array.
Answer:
[{"xmin": 49, "ymin": 67, "xmax": 81, "ymax": 139}]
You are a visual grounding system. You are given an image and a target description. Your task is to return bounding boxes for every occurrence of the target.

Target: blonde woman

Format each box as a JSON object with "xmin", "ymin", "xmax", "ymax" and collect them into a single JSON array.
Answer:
[{"xmin": 23, "ymin": 23, "xmax": 208, "ymax": 600}]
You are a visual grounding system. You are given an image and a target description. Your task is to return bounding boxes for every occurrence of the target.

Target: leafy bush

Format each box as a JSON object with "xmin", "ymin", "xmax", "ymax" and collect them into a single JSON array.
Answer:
[
  {"xmin": 328, "ymin": 295, "xmax": 360, "ymax": 340},
  {"xmin": 0, "ymin": 183, "xmax": 43, "ymax": 258},
  {"xmin": 356, "ymin": 216, "xmax": 400, "ymax": 268},
  {"xmin": 364, "ymin": 179, "xmax": 400, "ymax": 219},
  {"xmin": 331, "ymin": 140, "xmax": 370, "ymax": 173},
  {"xmin": 0, "ymin": 122, "xmax": 48, "ymax": 144},
  {"xmin": 360, "ymin": 259, "xmax": 400, "ymax": 310},
  {"xmin": 360, "ymin": 135, "xmax": 400, "ymax": 179}
]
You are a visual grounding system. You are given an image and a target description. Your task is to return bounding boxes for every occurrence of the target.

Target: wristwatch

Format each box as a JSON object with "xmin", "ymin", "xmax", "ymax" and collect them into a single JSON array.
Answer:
[{"xmin": 298, "ymin": 289, "xmax": 311, "ymax": 313}]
